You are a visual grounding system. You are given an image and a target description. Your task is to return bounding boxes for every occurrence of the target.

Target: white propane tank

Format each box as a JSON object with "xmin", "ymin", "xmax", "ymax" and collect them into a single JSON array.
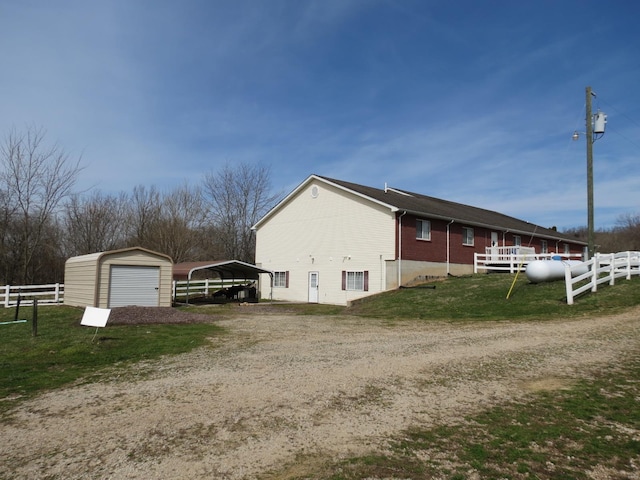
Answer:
[
  {"xmin": 594, "ymin": 111, "xmax": 607, "ymax": 134},
  {"xmin": 525, "ymin": 259, "xmax": 589, "ymax": 283}
]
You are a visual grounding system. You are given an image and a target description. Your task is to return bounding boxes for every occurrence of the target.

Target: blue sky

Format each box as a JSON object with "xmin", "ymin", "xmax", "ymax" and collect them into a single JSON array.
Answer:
[{"xmin": 1, "ymin": 1, "xmax": 639, "ymax": 231}]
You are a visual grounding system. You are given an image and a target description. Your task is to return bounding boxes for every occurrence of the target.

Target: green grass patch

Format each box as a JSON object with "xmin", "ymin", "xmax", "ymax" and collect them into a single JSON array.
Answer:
[
  {"xmin": 0, "ymin": 305, "xmax": 223, "ymax": 412},
  {"xmin": 300, "ymin": 352, "xmax": 640, "ymax": 479},
  {"xmin": 346, "ymin": 273, "xmax": 640, "ymax": 321}
]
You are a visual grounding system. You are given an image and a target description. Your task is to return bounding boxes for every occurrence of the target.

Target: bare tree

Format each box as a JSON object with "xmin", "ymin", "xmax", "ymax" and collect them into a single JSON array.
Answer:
[
  {"xmin": 566, "ymin": 214, "xmax": 640, "ymax": 253},
  {"xmin": 150, "ymin": 184, "xmax": 208, "ymax": 263},
  {"xmin": 123, "ymin": 185, "xmax": 162, "ymax": 248},
  {"xmin": 0, "ymin": 127, "xmax": 82, "ymax": 283},
  {"xmin": 0, "ymin": 188, "xmax": 17, "ymax": 282},
  {"xmin": 62, "ymin": 191, "xmax": 129, "ymax": 256},
  {"xmin": 202, "ymin": 163, "xmax": 281, "ymax": 263},
  {"xmin": 614, "ymin": 213, "xmax": 640, "ymax": 251}
]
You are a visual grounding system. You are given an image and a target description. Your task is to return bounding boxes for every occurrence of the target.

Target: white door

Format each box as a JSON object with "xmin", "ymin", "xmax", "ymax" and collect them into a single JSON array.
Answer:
[
  {"xmin": 491, "ymin": 232, "xmax": 499, "ymax": 261},
  {"xmin": 108, "ymin": 265, "xmax": 160, "ymax": 307},
  {"xmin": 308, "ymin": 271, "xmax": 319, "ymax": 303}
]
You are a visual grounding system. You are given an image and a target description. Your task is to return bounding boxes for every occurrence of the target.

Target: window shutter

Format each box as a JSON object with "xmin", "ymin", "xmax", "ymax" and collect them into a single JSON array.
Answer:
[
  {"xmin": 341, "ymin": 271, "xmax": 346, "ymax": 290},
  {"xmin": 364, "ymin": 271, "xmax": 369, "ymax": 291},
  {"xmin": 285, "ymin": 271, "xmax": 289, "ymax": 288}
]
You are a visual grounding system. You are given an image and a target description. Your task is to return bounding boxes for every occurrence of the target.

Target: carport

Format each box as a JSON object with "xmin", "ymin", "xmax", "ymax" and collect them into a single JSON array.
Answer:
[{"xmin": 173, "ymin": 260, "xmax": 273, "ymax": 304}]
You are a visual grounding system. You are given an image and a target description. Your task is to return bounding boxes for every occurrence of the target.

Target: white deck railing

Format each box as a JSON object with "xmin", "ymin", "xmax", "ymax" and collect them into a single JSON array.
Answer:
[
  {"xmin": 475, "ymin": 246, "xmax": 581, "ymax": 273},
  {"xmin": 565, "ymin": 251, "xmax": 640, "ymax": 305}
]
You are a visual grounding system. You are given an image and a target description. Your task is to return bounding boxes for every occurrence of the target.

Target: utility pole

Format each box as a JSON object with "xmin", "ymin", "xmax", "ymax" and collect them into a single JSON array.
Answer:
[
  {"xmin": 574, "ymin": 86, "xmax": 606, "ymax": 260},
  {"xmin": 586, "ymin": 86, "xmax": 594, "ymax": 259}
]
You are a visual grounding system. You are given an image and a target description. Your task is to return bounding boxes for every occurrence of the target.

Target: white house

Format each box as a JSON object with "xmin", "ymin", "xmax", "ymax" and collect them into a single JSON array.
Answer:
[{"xmin": 252, "ymin": 175, "xmax": 586, "ymax": 306}]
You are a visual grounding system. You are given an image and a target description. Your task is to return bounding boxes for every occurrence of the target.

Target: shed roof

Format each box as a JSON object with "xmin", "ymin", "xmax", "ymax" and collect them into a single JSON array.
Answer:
[
  {"xmin": 173, "ymin": 260, "xmax": 273, "ymax": 281},
  {"xmin": 66, "ymin": 246, "xmax": 173, "ymax": 265}
]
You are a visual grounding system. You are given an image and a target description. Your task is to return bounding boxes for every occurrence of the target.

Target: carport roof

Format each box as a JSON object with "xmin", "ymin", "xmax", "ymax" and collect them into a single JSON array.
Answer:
[{"xmin": 173, "ymin": 260, "xmax": 273, "ymax": 281}]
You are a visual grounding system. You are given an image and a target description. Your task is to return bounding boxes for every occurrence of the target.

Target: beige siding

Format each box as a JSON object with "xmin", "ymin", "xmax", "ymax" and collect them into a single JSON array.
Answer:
[
  {"xmin": 255, "ymin": 180, "xmax": 396, "ymax": 305},
  {"xmin": 63, "ymin": 257, "xmax": 99, "ymax": 307},
  {"xmin": 64, "ymin": 248, "xmax": 173, "ymax": 308}
]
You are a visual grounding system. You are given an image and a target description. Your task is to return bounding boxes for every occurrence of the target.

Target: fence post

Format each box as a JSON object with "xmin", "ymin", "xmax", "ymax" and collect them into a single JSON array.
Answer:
[
  {"xmin": 565, "ymin": 263, "xmax": 574, "ymax": 305},
  {"xmin": 608, "ymin": 253, "xmax": 616, "ymax": 286},
  {"xmin": 32, "ymin": 298, "xmax": 38, "ymax": 337},
  {"xmin": 591, "ymin": 255, "xmax": 599, "ymax": 293},
  {"xmin": 3, "ymin": 285, "xmax": 9, "ymax": 308}
]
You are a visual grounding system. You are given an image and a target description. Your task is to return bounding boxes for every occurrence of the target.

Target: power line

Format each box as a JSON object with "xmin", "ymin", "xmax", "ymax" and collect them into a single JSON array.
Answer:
[
  {"xmin": 598, "ymin": 97, "xmax": 640, "ymax": 130},
  {"xmin": 593, "ymin": 95, "xmax": 640, "ymax": 151}
]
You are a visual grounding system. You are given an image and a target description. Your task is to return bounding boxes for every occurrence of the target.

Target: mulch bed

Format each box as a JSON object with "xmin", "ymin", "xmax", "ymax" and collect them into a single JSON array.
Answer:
[{"xmin": 107, "ymin": 306, "xmax": 219, "ymax": 325}]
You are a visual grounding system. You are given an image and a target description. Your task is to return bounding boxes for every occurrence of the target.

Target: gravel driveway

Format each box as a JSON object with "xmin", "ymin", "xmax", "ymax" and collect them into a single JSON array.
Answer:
[{"xmin": 2, "ymin": 307, "xmax": 639, "ymax": 479}]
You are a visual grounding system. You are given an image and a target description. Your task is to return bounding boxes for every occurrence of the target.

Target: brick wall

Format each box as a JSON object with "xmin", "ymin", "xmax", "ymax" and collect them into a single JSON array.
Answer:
[{"xmin": 397, "ymin": 213, "xmax": 584, "ymax": 264}]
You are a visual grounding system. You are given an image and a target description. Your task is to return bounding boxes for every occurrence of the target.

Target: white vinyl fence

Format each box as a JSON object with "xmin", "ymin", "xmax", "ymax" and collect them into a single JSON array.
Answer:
[
  {"xmin": 565, "ymin": 251, "xmax": 640, "ymax": 305},
  {"xmin": 172, "ymin": 278, "xmax": 241, "ymax": 302},
  {"xmin": 1, "ymin": 278, "xmax": 251, "ymax": 308},
  {"xmin": 2, "ymin": 283, "xmax": 64, "ymax": 308}
]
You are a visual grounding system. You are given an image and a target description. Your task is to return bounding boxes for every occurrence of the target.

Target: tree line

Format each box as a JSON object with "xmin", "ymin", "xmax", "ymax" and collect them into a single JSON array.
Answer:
[
  {"xmin": 0, "ymin": 127, "xmax": 281, "ymax": 285},
  {"xmin": 563, "ymin": 213, "xmax": 640, "ymax": 255},
  {"xmin": 2, "ymin": 127, "xmax": 638, "ymax": 286}
]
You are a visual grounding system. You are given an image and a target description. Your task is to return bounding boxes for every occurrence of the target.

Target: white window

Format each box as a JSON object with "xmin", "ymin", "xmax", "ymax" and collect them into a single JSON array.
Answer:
[
  {"xmin": 416, "ymin": 219, "xmax": 431, "ymax": 240},
  {"xmin": 462, "ymin": 227, "xmax": 474, "ymax": 246},
  {"xmin": 274, "ymin": 271, "xmax": 288, "ymax": 288},
  {"xmin": 342, "ymin": 271, "xmax": 369, "ymax": 291},
  {"xmin": 541, "ymin": 240, "xmax": 548, "ymax": 254},
  {"xmin": 564, "ymin": 244, "xmax": 570, "ymax": 254},
  {"xmin": 513, "ymin": 235, "xmax": 521, "ymax": 247},
  {"xmin": 347, "ymin": 272, "xmax": 364, "ymax": 290}
]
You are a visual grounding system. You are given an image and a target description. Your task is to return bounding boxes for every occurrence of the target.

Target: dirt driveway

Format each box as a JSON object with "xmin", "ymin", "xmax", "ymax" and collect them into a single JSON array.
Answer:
[{"xmin": 2, "ymin": 307, "xmax": 639, "ymax": 479}]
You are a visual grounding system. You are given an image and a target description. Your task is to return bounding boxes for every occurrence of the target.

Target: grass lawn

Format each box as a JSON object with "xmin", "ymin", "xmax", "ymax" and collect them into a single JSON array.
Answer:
[
  {"xmin": 268, "ymin": 272, "xmax": 640, "ymax": 322},
  {"xmin": 2, "ymin": 273, "xmax": 639, "ymax": 478},
  {"xmin": 0, "ymin": 305, "xmax": 223, "ymax": 413}
]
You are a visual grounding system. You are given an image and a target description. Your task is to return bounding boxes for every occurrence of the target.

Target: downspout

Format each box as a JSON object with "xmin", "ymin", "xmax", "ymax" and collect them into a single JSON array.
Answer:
[
  {"xmin": 397, "ymin": 211, "xmax": 407, "ymax": 288},
  {"xmin": 269, "ymin": 272, "xmax": 273, "ymax": 302},
  {"xmin": 446, "ymin": 220, "xmax": 454, "ymax": 275}
]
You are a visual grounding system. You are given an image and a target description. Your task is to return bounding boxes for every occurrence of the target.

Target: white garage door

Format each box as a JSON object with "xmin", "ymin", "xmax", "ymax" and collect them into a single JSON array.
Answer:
[{"xmin": 108, "ymin": 265, "xmax": 160, "ymax": 307}]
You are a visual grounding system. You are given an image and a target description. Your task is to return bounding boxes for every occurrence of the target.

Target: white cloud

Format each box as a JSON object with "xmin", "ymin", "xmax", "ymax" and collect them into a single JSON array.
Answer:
[{"xmin": 0, "ymin": 0, "xmax": 638, "ymax": 232}]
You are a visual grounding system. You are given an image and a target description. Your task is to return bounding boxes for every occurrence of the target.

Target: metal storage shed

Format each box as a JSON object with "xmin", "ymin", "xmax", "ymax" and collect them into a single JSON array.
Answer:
[{"xmin": 64, "ymin": 247, "xmax": 174, "ymax": 308}]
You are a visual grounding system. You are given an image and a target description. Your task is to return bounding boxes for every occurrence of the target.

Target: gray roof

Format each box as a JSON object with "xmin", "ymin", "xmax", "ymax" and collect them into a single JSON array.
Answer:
[
  {"xmin": 317, "ymin": 175, "xmax": 586, "ymax": 245},
  {"xmin": 173, "ymin": 260, "xmax": 272, "ymax": 280}
]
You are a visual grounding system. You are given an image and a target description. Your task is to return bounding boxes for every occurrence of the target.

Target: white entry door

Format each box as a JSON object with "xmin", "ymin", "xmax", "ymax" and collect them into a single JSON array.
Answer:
[
  {"xmin": 308, "ymin": 271, "xmax": 319, "ymax": 303},
  {"xmin": 490, "ymin": 232, "xmax": 499, "ymax": 261}
]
